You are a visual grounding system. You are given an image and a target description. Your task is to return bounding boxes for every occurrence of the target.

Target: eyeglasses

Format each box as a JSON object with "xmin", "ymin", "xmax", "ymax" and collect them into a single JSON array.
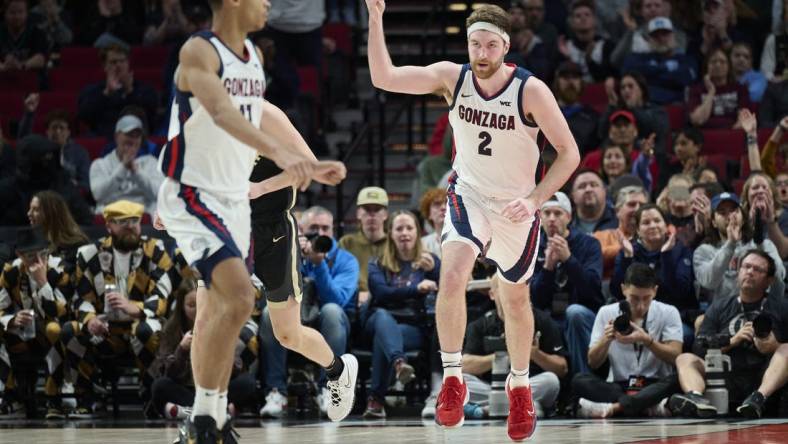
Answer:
[{"xmin": 110, "ymin": 217, "xmax": 141, "ymax": 227}]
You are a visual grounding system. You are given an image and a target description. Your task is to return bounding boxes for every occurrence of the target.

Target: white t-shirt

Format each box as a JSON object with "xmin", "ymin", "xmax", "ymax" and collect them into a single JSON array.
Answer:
[{"xmin": 590, "ymin": 300, "xmax": 683, "ymax": 381}]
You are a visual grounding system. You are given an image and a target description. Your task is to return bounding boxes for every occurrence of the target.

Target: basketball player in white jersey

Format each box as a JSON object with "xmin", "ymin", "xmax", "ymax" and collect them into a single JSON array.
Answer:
[
  {"xmin": 366, "ymin": 2, "xmax": 580, "ymax": 441},
  {"xmin": 157, "ymin": 1, "xmax": 347, "ymax": 443}
]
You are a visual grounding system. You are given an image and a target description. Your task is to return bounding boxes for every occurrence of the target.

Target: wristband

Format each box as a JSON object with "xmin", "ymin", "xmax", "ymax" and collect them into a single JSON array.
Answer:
[{"xmin": 746, "ymin": 134, "xmax": 757, "ymax": 145}]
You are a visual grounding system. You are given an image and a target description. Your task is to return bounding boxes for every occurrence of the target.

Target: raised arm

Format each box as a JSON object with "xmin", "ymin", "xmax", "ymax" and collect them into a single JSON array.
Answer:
[{"xmin": 366, "ymin": 0, "xmax": 460, "ymax": 96}]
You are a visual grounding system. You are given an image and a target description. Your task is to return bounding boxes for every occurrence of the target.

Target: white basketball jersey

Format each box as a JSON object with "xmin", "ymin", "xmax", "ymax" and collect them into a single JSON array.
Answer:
[
  {"xmin": 159, "ymin": 31, "xmax": 266, "ymax": 201},
  {"xmin": 448, "ymin": 63, "xmax": 541, "ymax": 200}
]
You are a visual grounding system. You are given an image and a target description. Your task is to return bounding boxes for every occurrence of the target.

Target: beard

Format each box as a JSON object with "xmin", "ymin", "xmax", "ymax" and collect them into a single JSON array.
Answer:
[
  {"xmin": 112, "ymin": 232, "xmax": 141, "ymax": 252},
  {"xmin": 558, "ymin": 85, "xmax": 581, "ymax": 104},
  {"xmin": 471, "ymin": 55, "xmax": 504, "ymax": 80}
]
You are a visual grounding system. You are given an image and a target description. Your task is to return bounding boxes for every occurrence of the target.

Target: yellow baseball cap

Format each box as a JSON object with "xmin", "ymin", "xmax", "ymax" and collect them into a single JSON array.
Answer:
[
  {"xmin": 357, "ymin": 186, "xmax": 389, "ymax": 207},
  {"xmin": 103, "ymin": 200, "xmax": 144, "ymax": 221}
]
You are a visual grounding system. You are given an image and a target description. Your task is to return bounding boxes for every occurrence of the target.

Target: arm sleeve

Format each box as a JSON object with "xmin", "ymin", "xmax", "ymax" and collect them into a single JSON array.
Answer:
[
  {"xmin": 659, "ymin": 247, "xmax": 696, "ymax": 310},
  {"xmin": 589, "ymin": 307, "xmax": 609, "ymax": 348},
  {"xmin": 312, "ymin": 251, "xmax": 359, "ymax": 308},
  {"xmin": 760, "ymin": 140, "xmax": 778, "ymax": 178},
  {"xmin": 74, "ymin": 247, "xmax": 98, "ymax": 329},
  {"xmin": 693, "ymin": 242, "xmax": 735, "ymax": 290},
  {"xmin": 661, "ymin": 305, "xmax": 684, "ymax": 343},
  {"xmin": 131, "ymin": 157, "xmax": 165, "ymax": 201},
  {"xmin": 610, "ymin": 252, "xmax": 632, "ymax": 301},
  {"xmin": 138, "ymin": 240, "xmax": 173, "ymax": 319},
  {"xmin": 563, "ymin": 237, "xmax": 604, "ymax": 309},
  {"xmin": 529, "ymin": 265, "xmax": 554, "ymax": 311},
  {"xmin": 89, "ymin": 157, "xmax": 124, "ymax": 203}
]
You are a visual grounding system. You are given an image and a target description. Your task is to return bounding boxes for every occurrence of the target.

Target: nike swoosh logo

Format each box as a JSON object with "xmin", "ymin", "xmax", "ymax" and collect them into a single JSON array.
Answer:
[
  {"xmin": 461, "ymin": 93, "xmax": 473, "ymax": 98},
  {"xmin": 553, "ymin": 346, "xmax": 563, "ymax": 351},
  {"xmin": 273, "ymin": 235, "xmax": 286, "ymax": 243}
]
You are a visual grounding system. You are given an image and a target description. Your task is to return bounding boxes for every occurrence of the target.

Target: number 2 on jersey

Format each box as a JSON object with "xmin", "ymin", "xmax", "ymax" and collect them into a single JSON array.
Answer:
[
  {"xmin": 240, "ymin": 104, "xmax": 252, "ymax": 122},
  {"xmin": 478, "ymin": 131, "xmax": 492, "ymax": 156}
]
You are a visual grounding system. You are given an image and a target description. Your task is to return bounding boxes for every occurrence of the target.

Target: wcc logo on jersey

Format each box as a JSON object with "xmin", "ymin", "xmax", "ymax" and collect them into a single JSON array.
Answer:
[{"xmin": 457, "ymin": 104, "xmax": 516, "ymax": 130}]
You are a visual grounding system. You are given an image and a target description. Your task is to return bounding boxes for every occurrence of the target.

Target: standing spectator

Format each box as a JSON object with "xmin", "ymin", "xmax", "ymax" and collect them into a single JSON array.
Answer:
[
  {"xmin": 531, "ymin": 192, "xmax": 604, "ymax": 376},
  {"xmin": 599, "ymin": 72, "xmax": 669, "ymax": 155},
  {"xmin": 622, "ymin": 17, "xmax": 698, "ymax": 105},
  {"xmin": 363, "ymin": 211, "xmax": 440, "ymax": 418},
  {"xmin": 75, "ymin": 0, "xmax": 143, "ymax": 46},
  {"xmin": 0, "ymin": 227, "xmax": 70, "ymax": 419},
  {"xmin": 151, "ymin": 276, "xmax": 257, "ymax": 420},
  {"xmin": 694, "ymin": 0, "xmax": 740, "ymax": 58},
  {"xmin": 611, "ymin": 204, "xmax": 698, "ymax": 343},
  {"xmin": 688, "ymin": 48, "xmax": 753, "ymax": 129},
  {"xmin": 610, "ymin": 0, "xmax": 688, "ymax": 66},
  {"xmin": 61, "ymin": 200, "xmax": 172, "ymax": 417},
  {"xmin": 143, "ymin": 0, "xmax": 188, "ymax": 45},
  {"xmin": 592, "ymin": 0, "xmax": 629, "ymax": 41},
  {"xmin": 0, "ymin": 134, "xmax": 92, "ymax": 226},
  {"xmin": 259, "ymin": 206, "xmax": 359, "ymax": 418},
  {"xmin": 558, "ymin": 0, "xmax": 615, "ymax": 83},
  {"xmin": 0, "ymin": 0, "xmax": 47, "ymax": 72},
  {"xmin": 758, "ymin": 81, "xmax": 788, "ymax": 129},
  {"xmin": 758, "ymin": 116, "xmax": 788, "ymax": 180},
  {"xmin": 760, "ymin": 0, "xmax": 788, "ymax": 81},
  {"xmin": 261, "ymin": 0, "xmax": 324, "ymax": 70},
  {"xmin": 78, "ymin": 44, "xmax": 158, "ymax": 139},
  {"xmin": 669, "ymin": 251, "xmax": 788, "ymax": 419},
  {"xmin": 521, "ymin": 0, "xmax": 558, "ymax": 61},
  {"xmin": 419, "ymin": 188, "xmax": 447, "ymax": 259},
  {"xmin": 462, "ymin": 275, "xmax": 567, "ymax": 418},
  {"xmin": 594, "ymin": 186, "xmax": 650, "ymax": 280},
  {"xmin": 27, "ymin": 190, "xmax": 89, "ymax": 274},
  {"xmin": 693, "ymin": 192, "xmax": 785, "ymax": 304},
  {"xmin": 731, "ymin": 43, "xmax": 768, "ymax": 103},
  {"xmin": 551, "ymin": 61, "xmax": 600, "ymax": 156},
  {"xmin": 338, "ymin": 187, "xmax": 389, "ymax": 308},
  {"xmin": 89, "ymin": 114, "xmax": 165, "ymax": 216},
  {"xmin": 570, "ymin": 170, "xmax": 618, "ymax": 234},
  {"xmin": 573, "ymin": 263, "xmax": 681, "ymax": 418},
  {"xmin": 505, "ymin": 5, "xmax": 552, "ymax": 81},
  {"xmin": 30, "ymin": 0, "xmax": 72, "ymax": 51},
  {"xmin": 742, "ymin": 172, "xmax": 788, "ymax": 265}
]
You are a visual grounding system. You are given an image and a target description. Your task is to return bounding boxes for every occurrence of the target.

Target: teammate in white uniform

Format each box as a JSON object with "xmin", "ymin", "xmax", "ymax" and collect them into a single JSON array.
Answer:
[
  {"xmin": 157, "ymin": 1, "xmax": 345, "ymax": 443},
  {"xmin": 366, "ymin": 2, "xmax": 580, "ymax": 441}
]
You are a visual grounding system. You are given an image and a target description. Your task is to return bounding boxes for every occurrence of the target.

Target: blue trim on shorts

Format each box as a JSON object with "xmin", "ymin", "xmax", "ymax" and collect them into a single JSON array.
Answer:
[
  {"xmin": 498, "ymin": 212, "xmax": 541, "ymax": 283},
  {"xmin": 446, "ymin": 173, "xmax": 484, "ymax": 252}
]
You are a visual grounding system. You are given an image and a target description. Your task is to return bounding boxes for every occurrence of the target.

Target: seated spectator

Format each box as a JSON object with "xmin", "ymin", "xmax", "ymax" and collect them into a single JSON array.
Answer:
[
  {"xmin": 573, "ymin": 263, "xmax": 682, "ymax": 418},
  {"xmin": 610, "ymin": 0, "xmax": 688, "ymax": 67},
  {"xmin": 89, "ymin": 114, "xmax": 165, "ymax": 215},
  {"xmin": 694, "ymin": 192, "xmax": 785, "ymax": 305},
  {"xmin": 656, "ymin": 173, "xmax": 695, "ymax": 216},
  {"xmin": 419, "ymin": 188, "xmax": 447, "ymax": 259},
  {"xmin": 151, "ymin": 276, "xmax": 257, "ymax": 420},
  {"xmin": 522, "ymin": 0, "xmax": 559, "ymax": 64},
  {"xmin": 29, "ymin": 0, "xmax": 73, "ymax": 51},
  {"xmin": 363, "ymin": 211, "xmax": 440, "ymax": 418},
  {"xmin": 611, "ymin": 204, "xmax": 697, "ymax": 342},
  {"xmin": 600, "ymin": 143, "xmax": 631, "ymax": 186},
  {"xmin": 143, "ymin": 0, "xmax": 187, "ymax": 45},
  {"xmin": 75, "ymin": 0, "xmax": 143, "ymax": 46},
  {"xmin": 27, "ymin": 190, "xmax": 89, "ymax": 274},
  {"xmin": 758, "ymin": 116, "xmax": 788, "ymax": 179},
  {"xmin": 531, "ymin": 192, "xmax": 604, "ymax": 376},
  {"xmin": 599, "ymin": 72, "xmax": 669, "ymax": 155},
  {"xmin": 622, "ymin": 17, "xmax": 698, "ymax": 105},
  {"xmin": 0, "ymin": 227, "xmax": 70, "ymax": 419},
  {"xmin": 551, "ymin": 61, "xmax": 600, "ymax": 156},
  {"xmin": 505, "ymin": 5, "xmax": 552, "ymax": 81},
  {"xmin": 0, "ymin": 134, "xmax": 92, "ymax": 226},
  {"xmin": 657, "ymin": 127, "xmax": 705, "ymax": 191},
  {"xmin": 669, "ymin": 251, "xmax": 788, "ymax": 418},
  {"xmin": 78, "ymin": 44, "xmax": 158, "ymax": 139},
  {"xmin": 581, "ymin": 110, "xmax": 641, "ymax": 173},
  {"xmin": 758, "ymin": 81, "xmax": 788, "ymax": 129},
  {"xmin": 259, "ymin": 206, "xmax": 359, "ymax": 418},
  {"xmin": 18, "ymin": 105, "xmax": 91, "ymax": 191},
  {"xmin": 742, "ymin": 172, "xmax": 788, "ymax": 264},
  {"xmin": 594, "ymin": 186, "xmax": 649, "ymax": 280},
  {"xmin": 688, "ymin": 48, "xmax": 753, "ymax": 129},
  {"xmin": 731, "ymin": 42, "xmax": 767, "ymax": 103},
  {"xmin": 0, "ymin": 0, "xmax": 47, "ymax": 73},
  {"xmin": 558, "ymin": 0, "xmax": 615, "ymax": 83},
  {"xmin": 61, "ymin": 200, "xmax": 172, "ymax": 417},
  {"xmin": 98, "ymin": 105, "xmax": 160, "ymax": 158},
  {"xmin": 339, "ymin": 187, "xmax": 389, "ymax": 308},
  {"xmin": 570, "ymin": 170, "xmax": 618, "ymax": 234},
  {"xmin": 665, "ymin": 185, "xmax": 693, "ymax": 228},
  {"xmin": 693, "ymin": 0, "xmax": 741, "ymax": 58},
  {"xmin": 760, "ymin": 4, "xmax": 788, "ymax": 81},
  {"xmin": 676, "ymin": 182, "xmax": 723, "ymax": 250},
  {"xmin": 463, "ymin": 275, "xmax": 567, "ymax": 417}
]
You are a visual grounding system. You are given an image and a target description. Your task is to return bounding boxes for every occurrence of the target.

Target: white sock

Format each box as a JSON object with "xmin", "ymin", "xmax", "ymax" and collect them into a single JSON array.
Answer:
[
  {"xmin": 191, "ymin": 386, "xmax": 218, "ymax": 421},
  {"xmin": 440, "ymin": 351, "xmax": 463, "ymax": 381},
  {"xmin": 509, "ymin": 367, "xmax": 530, "ymax": 388},
  {"xmin": 216, "ymin": 391, "xmax": 228, "ymax": 429}
]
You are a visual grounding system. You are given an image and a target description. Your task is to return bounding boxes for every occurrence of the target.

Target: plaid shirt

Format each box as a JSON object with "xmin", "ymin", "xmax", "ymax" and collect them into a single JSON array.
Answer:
[
  {"xmin": 74, "ymin": 236, "xmax": 173, "ymax": 329},
  {"xmin": 0, "ymin": 256, "xmax": 70, "ymax": 332}
]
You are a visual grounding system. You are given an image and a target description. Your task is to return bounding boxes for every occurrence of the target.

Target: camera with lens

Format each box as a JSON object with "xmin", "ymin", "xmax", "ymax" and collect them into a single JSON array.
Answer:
[
  {"xmin": 614, "ymin": 300, "xmax": 633, "ymax": 335},
  {"xmin": 303, "ymin": 232, "xmax": 333, "ymax": 254},
  {"xmin": 696, "ymin": 333, "xmax": 732, "ymax": 350},
  {"xmin": 752, "ymin": 313, "xmax": 773, "ymax": 339}
]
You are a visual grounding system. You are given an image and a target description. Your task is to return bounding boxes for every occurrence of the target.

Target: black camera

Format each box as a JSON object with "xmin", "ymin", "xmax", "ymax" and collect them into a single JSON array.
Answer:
[
  {"xmin": 753, "ymin": 313, "xmax": 773, "ymax": 339},
  {"xmin": 697, "ymin": 333, "xmax": 731, "ymax": 350},
  {"xmin": 614, "ymin": 300, "xmax": 633, "ymax": 335},
  {"xmin": 304, "ymin": 233, "xmax": 333, "ymax": 254}
]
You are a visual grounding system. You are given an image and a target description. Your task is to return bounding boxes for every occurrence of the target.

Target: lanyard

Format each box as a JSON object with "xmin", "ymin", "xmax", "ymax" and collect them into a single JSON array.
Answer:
[{"xmin": 634, "ymin": 308, "xmax": 650, "ymax": 367}]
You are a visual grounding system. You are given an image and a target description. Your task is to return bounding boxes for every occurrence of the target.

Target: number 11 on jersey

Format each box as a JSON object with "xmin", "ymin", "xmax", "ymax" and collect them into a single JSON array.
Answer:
[{"xmin": 240, "ymin": 103, "xmax": 252, "ymax": 122}]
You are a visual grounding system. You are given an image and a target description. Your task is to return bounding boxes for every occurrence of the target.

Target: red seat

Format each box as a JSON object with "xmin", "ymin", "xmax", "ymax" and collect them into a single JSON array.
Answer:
[
  {"xmin": 322, "ymin": 23, "xmax": 352, "ymax": 56},
  {"xmin": 700, "ymin": 129, "xmax": 745, "ymax": 158},
  {"xmin": 130, "ymin": 46, "xmax": 171, "ymax": 69},
  {"xmin": 59, "ymin": 47, "xmax": 100, "ymax": 68},
  {"xmin": 74, "ymin": 137, "xmax": 108, "ymax": 161},
  {"xmin": 134, "ymin": 68, "xmax": 164, "ymax": 91},
  {"xmin": 50, "ymin": 67, "xmax": 105, "ymax": 92},
  {"xmin": 0, "ymin": 71, "xmax": 39, "ymax": 93},
  {"xmin": 32, "ymin": 92, "xmax": 79, "ymax": 133},
  {"xmin": 733, "ymin": 179, "xmax": 745, "ymax": 195},
  {"xmin": 579, "ymin": 82, "xmax": 606, "ymax": 108},
  {"xmin": 703, "ymin": 154, "xmax": 730, "ymax": 183},
  {"xmin": 665, "ymin": 105, "xmax": 686, "ymax": 130},
  {"xmin": 0, "ymin": 92, "xmax": 25, "ymax": 117},
  {"xmin": 296, "ymin": 66, "xmax": 320, "ymax": 98}
]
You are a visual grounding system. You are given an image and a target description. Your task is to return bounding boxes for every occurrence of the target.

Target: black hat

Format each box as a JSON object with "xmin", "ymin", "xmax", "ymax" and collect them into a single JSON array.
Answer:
[{"xmin": 15, "ymin": 227, "xmax": 49, "ymax": 253}]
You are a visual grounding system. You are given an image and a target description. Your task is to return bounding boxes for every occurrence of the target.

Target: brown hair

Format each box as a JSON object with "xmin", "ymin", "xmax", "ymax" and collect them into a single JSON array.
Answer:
[
  {"xmin": 419, "ymin": 188, "xmax": 447, "ymax": 228},
  {"xmin": 379, "ymin": 210, "xmax": 424, "ymax": 274},
  {"xmin": 44, "ymin": 109, "xmax": 71, "ymax": 130},
  {"xmin": 466, "ymin": 4, "xmax": 511, "ymax": 36},
  {"xmin": 99, "ymin": 44, "xmax": 129, "ymax": 64},
  {"xmin": 741, "ymin": 172, "xmax": 781, "ymax": 215},
  {"xmin": 32, "ymin": 191, "xmax": 88, "ymax": 249}
]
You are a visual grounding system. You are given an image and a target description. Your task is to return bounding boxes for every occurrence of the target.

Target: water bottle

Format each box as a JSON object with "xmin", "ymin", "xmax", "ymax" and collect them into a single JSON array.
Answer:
[
  {"xmin": 488, "ymin": 351, "xmax": 510, "ymax": 418},
  {"xmin": 17, "ymin": 309, "xmax": 36, "ymax": 341},
  {"xmin": 704, "ymin": 348, "xmax": 732, "ymax": 414},
  {"xmin": 103, "ymin": 283, "xmax": 124, "ymax": 322},
  {"xmin": 464, "ymin": 402, "xmax": 485, "ymax": 419}
]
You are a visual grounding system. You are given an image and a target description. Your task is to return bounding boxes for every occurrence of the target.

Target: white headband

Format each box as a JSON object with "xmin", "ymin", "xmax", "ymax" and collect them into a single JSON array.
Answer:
[{"xmin": 466, "ymin": 21, "xmax": 510, "ymax": 44}]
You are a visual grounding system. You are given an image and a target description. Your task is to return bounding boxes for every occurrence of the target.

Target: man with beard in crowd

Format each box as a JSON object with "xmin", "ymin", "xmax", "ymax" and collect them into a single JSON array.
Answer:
[
  {"xmin": 61, "ymin": 200, "xmax": 173, "ymax": 418},
  {"xmin": 551, "ymin": 61, "xmax": 600, "ymax": 156},
  {"xmin": 571, "ymin": 170, "xmax": 617, "ymax": 234}
]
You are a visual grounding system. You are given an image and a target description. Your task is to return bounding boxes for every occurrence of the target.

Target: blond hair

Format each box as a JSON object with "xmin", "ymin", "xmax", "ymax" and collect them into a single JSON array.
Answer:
[
  {"xmin": 466, "ymin": 4, "xmax": 511, "ymax": 36},
  {"xmin": 379, "ymin": 211, "xmax": 424, "ymax": 274}
]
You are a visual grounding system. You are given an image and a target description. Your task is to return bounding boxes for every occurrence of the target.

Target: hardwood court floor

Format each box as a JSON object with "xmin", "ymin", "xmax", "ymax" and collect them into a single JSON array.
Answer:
[{"xmin": 0, "ymin": 418, "xmax": 787, "ymax": 443}]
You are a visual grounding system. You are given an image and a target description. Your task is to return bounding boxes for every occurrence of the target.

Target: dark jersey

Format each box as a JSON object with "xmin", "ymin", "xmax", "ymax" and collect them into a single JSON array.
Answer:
[{"xmin": 249, "ymin": 155, "xmax": 294, "ymax": 221}]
